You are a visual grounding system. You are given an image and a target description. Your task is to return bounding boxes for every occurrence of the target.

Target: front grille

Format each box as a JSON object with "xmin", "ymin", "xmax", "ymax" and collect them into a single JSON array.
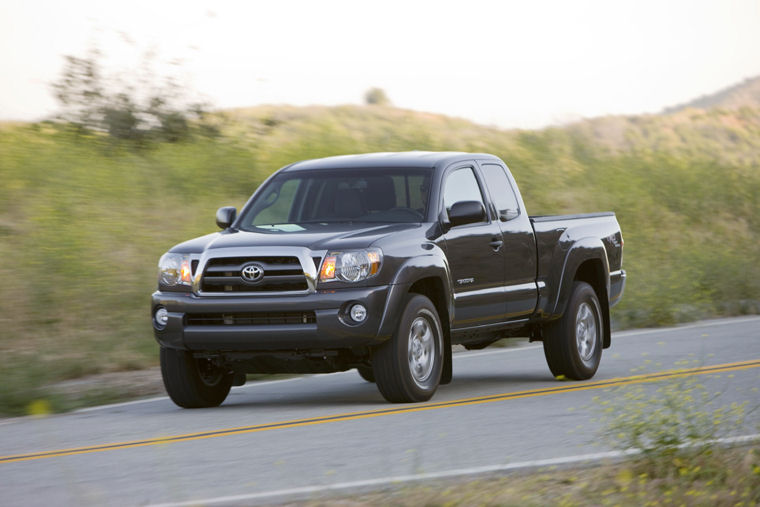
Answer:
[
  {"xmin": 200, "ymin": 256, "xmax": 308, "ymax": 293},
  {"xmin": 186, "ymin": 311, "xmax": 317, "ymax": 326}
]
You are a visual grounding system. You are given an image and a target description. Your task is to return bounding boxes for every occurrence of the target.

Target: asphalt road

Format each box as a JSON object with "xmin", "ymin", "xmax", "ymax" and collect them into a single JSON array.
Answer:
[{"xmin": 1, "ymin": 316, "xmax": 759, "ymax": 506}]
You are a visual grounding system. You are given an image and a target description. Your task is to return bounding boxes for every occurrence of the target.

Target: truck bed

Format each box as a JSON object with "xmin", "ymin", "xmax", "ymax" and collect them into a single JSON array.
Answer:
[{"xmin": 529, "ymin": 211, "xmax": 625, "ymax": 319}]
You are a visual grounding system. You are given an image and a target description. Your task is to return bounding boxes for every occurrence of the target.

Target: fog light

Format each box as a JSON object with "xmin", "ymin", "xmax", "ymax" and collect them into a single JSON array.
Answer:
[
  {"xmin": 154, "ymin": 306, "xmax": 169, "ymax": 330},
  {"xmin": 350, "ymin": 304, "xmax": 367, "ymax": 323}
]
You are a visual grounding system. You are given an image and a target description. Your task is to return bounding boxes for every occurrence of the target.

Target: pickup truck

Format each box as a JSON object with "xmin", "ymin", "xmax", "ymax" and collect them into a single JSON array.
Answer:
[{"xmin": 152, "ymin": 152, "xmax": 625, "ymax": 407}]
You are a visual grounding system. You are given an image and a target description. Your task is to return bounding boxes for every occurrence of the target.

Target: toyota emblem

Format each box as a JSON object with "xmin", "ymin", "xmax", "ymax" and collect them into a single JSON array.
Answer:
[{"xmin": 241, "ymin": 263, "xmax": 264, "ymax": 283}]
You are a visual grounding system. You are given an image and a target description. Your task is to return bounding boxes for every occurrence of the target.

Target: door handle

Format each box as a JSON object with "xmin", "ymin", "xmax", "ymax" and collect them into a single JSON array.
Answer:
[{"xmin": 489, "ymin": 238, "xmax": 503, "ymax": 251}]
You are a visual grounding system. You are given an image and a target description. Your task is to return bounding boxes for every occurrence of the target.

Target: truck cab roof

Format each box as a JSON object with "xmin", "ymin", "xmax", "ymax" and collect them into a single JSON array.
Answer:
[{"xmin": 282, "ymin": 151, "xmax": 503, "ymax": 172}]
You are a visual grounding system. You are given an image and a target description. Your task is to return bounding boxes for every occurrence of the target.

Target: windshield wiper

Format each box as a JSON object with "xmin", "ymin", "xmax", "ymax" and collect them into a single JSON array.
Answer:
[{"xmin": 296, "ymin": 220, "xmax": 363, "ymax": 224}]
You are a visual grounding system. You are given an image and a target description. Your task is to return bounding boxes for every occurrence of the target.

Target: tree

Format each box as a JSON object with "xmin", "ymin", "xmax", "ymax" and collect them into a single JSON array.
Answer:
[
  {"xmin": 52, "ymin": 53, "xmax": 105, "ymax": 131},
  {"xmin": 364, "ymin": 87, "xmax": 391, "ymax": 106},
  {"xmin": 52, "ymin": 50, "xmax": 216, "ymax": 142}
]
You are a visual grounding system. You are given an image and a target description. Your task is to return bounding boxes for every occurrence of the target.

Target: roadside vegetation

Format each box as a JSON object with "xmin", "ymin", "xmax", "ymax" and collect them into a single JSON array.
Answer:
[
  {"xmin": 298, "ymin": 368, "xmax": 760, "ymax": 506},
  {"xmin": 294, "ymin": 444, "xmax": 759, "ymax": 506},
  {"xmin": 2, "ymin": 80, "xmax": 760, "ymax": 415}
]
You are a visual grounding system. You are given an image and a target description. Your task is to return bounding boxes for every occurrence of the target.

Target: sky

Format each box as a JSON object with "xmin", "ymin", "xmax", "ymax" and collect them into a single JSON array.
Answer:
[{"xmin": 1, "ymin": 0, "xmax": 759, "ymax": 129}]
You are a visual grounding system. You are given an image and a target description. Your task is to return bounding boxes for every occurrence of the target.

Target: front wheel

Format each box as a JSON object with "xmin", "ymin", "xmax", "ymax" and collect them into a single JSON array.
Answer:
[
  {"xmin": 543, "ymin": 281, "xmax": 603, "ymax": 380},
  {"xmin": 372, "ymin": 294, "xmax": 444, "ymax": 402},
  {"xmin": 160, "ymin": 347, "xmax": 233, "ymax": 408}
]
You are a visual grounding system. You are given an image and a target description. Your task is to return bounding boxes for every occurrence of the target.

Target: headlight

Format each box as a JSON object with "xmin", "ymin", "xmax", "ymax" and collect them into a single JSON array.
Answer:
[
  {"xmin": 319, "ymin": 249, "xmax": 382, "ymax": 283},
  {"xmin": 158, "ymin": 253, "xmax": 192, "ymax": 287}
]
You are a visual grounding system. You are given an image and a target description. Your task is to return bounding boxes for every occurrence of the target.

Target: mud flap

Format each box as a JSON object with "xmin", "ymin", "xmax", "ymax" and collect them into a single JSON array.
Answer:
[
  {"xmin": 231, "ymin": 372, "xmax": 247, "ymax": 387},
  {"xmin": 440, "ymin": 332, "xmax": 452, "ymax": 384}
]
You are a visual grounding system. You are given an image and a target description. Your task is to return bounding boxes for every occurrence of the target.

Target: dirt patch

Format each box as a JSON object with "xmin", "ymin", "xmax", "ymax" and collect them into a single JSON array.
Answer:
[{"xmin": 48, "ymin": 367, "xmax": 165, "ymax": 401}]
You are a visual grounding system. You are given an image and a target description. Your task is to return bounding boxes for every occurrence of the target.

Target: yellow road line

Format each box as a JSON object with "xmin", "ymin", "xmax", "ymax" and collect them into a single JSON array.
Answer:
[{"xmin": 2, "ymin": 359, "xmax": 759, "ymax": 465}]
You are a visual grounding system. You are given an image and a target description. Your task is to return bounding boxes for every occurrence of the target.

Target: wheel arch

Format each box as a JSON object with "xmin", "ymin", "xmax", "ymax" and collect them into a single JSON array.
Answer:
[
  {"xmin": 380, "ymin": 252, "xmax": 454, "ymax": 332},
  {"xmin": 377, "ymin": 253, "xmax": 453, "ymax": 385},
  {"xmin": 551, "ymin": 238, "xmax": 612, "ymax": 348}
]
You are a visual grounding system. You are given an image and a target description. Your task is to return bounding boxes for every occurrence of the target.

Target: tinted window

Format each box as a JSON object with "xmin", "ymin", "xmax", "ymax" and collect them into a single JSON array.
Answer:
[
  {"xmin": 251, "ymin": 178, "xmax": 300, "ymax": 225},
  {"xmin": 481, "ymin": 164, "xmax": 520, "ymax": 220},
  {"xmin": 443, "ymin": 167, "xmax": 485, "ymax": 212},
  {"xmin": 240, "ymin": 168, "xmax": 432, "ymax": 230}
]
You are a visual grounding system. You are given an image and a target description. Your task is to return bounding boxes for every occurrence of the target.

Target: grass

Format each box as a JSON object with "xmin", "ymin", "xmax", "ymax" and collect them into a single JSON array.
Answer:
[
  {"xmin": 292, "ymin": 445, "xmax": 760, "ymax": 506},
  {"xmin": 1, "ymin": 103, "xmax": 760, "ymax": 415}
]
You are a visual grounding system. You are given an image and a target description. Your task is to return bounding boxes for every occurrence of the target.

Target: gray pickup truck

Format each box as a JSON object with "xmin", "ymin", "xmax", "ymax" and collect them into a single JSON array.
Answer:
[{"xmin": 152, "ymin": 152, "xmax": 625, "ymax": 407}]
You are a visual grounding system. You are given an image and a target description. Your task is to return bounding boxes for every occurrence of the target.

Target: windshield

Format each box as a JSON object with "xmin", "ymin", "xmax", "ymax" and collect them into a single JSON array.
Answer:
[{"xmin": 239, "ymin": 168, "xmax": 432, "ymax": 231}]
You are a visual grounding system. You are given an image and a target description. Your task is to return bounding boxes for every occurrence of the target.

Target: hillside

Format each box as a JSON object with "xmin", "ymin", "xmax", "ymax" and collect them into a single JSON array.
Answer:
[
  {"xmin": 1, "ymin": 100, "xmax": 760, "ymax": 415},
  {"xmin": 663, "ymin": 75, "xmax": 760, "ymax": 113}
]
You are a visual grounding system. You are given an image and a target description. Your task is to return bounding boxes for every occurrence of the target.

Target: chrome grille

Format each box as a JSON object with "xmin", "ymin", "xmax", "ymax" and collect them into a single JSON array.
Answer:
[{"xmin": 200, "ymin": 256, "xmax": 308, "ymax": 293}]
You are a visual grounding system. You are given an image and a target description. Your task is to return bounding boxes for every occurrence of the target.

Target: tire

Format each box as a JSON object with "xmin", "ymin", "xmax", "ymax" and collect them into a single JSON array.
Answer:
[
  {"xmin": 160, "ymin": 347, "xmax": 233, "ymax": 408},
  {"xmin": 357, "ymin": 365, "xmax": 375, "ymax": 383},
  {"xmin": 372, "ymin": 294, "xmax": 444, "ymax": 402},
  {"xmin": 543, "ymin": 281, "xmax": 603, "ymax": 380}
]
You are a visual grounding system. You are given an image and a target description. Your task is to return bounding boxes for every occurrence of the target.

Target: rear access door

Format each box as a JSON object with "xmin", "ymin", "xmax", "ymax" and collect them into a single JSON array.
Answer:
[{"xmin": 477, "ymin": 160, "xmax": 538, "ymax": 320}]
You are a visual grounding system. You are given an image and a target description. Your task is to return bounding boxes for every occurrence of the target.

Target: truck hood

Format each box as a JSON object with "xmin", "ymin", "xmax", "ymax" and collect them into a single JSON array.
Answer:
[{"xmin": 169, "ymin": 223, "xmax": 423, "ymax": 254}]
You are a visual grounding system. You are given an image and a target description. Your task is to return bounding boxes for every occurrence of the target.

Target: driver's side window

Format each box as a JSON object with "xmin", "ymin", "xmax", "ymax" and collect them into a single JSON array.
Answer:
[{"xmin": 443, "ymin": 167, "xmax": 485, "ymax": 217}]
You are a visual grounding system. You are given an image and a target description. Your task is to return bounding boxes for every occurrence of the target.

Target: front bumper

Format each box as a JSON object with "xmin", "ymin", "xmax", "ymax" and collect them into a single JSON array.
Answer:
[{"xmin": 152, "ymin": 284, "xmax": 404, "ymax": 352}]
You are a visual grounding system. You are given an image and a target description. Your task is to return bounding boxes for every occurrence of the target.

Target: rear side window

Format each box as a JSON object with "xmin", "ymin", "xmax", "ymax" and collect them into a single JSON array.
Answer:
[
  {"xmin": 481, "ymin": 164, "xmax": 520, "ymax": 221},
  {"xmin": 443, "ymin": 167, "xmax": 485, "ymax": 212}
]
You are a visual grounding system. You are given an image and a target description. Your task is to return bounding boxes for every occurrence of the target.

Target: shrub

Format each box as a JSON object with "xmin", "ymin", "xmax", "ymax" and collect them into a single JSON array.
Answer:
[
  {"xmin": 597, "ymin": 364, "xmax": 748, "ymax": 479},
  {"xmin": 364, "ymin": 87, "xmax": 391, "ymax": 106},
  {"xmin": 51, "ymin": 50, "xmax": 216, "ymax": 143}
]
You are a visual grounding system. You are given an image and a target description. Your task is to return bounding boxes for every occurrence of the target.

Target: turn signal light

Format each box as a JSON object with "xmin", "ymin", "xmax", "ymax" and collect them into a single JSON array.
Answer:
[
  {"xmin": 180, "ymin": 259, "xmax": 192, "ymax": 284},
  {"xmin": 321, "ymin": 255, "xmax": 337, "ymax": 280},
  {"xmin": 367, "ymin": 251, "xmax": 381, "ymax": 275}
]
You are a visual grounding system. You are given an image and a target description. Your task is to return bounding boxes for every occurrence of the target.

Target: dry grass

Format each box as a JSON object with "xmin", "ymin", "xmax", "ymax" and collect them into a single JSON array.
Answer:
[{"xmin": 288, "ymin": 445, "xmax": 760, "ymax": 507}]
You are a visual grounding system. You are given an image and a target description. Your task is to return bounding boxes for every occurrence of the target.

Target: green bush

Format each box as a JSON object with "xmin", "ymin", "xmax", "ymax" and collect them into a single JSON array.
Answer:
[
  {"xmin": 594, "ymin": 363, "xmax": 757, "ymax": 504},
  {"xmin": 599, "ymin": 372, "xmax": 746, "ymax": 463},
  {"xmin": 364, "ymin": 87, "xmax": 391, "ymax": 106}
]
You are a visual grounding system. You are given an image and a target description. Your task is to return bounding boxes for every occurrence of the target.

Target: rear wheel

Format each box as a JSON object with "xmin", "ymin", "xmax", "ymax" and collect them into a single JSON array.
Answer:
[
  {"xmin": 543, "ymin": 281, "xmax": 603, "ymax": 380},
  {"xmin": 160, "ymin": 347, "xmax": 233, "ymax": 408},
  {"xmin": 372, "ymin": 294, "xmax": 444, "ymax": 402}
]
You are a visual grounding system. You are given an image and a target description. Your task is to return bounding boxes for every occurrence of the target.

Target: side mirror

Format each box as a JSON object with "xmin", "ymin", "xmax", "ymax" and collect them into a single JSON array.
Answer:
[
  {"xmin": 448, "ymin": 201, "xmax": 485, "ymax": 228},
  {"xmin": 216, "ymin": 206, "xmax": 237, "ymax": 229}
]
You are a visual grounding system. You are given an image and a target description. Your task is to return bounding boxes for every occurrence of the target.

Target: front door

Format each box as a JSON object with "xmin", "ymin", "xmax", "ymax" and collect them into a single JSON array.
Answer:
[{"xmin": 440, "ymin": 165, "xmax": 507, "ymax": 328}]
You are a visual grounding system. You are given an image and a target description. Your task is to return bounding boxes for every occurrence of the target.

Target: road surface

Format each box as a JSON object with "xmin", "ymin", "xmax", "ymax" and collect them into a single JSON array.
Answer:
[{"xmin": 1, "ymin": 316, "xmax": 759, "ymax": 506}]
